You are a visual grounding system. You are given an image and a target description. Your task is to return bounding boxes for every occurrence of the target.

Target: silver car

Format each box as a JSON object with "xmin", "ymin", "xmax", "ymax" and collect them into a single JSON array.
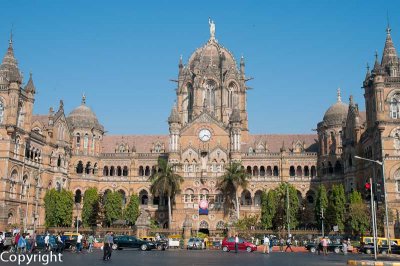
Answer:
[{"xmin": 187, "ymin": 238, "xmax": 205, "ymax": 250}]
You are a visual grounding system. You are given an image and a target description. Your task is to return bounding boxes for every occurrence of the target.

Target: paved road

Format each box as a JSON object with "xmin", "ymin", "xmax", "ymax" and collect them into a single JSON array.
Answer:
[{"xmin": 0, "ymin": 249, "xmax": 379, "ymax": 266}]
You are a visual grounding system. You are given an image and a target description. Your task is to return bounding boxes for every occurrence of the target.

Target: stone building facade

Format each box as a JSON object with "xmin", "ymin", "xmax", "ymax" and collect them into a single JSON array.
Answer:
[{"xmin": 0, "ymin": 23, "xmax": 399, "ymax": 236}]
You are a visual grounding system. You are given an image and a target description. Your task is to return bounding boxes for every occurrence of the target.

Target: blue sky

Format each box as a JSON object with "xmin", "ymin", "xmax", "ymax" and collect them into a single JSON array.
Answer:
[{"xmin": 0, "ymin": 0, "xmax": 399, "ymax": 134}]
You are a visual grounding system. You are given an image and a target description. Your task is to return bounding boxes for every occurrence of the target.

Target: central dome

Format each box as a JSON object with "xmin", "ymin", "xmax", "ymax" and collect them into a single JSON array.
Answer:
[
  {"xmin": 67, "ymin": 95, "xmax": 104, "ymax": 131},
  {"xmin": 188, "ymin": 39, "xmax": 238, "ymax": 72}
]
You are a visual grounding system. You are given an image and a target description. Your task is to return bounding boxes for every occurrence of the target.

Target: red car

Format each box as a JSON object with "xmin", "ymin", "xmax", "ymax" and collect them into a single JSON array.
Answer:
[{"xmin": 221, "ymin": 237, "xmax": 257, "ymax": 252}]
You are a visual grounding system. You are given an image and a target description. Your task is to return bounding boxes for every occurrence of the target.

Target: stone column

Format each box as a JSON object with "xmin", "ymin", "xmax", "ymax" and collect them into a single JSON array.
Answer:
[
  {"xmin": 135, "ymin": 210, "xmax": 151, "ymax": 238},
  {"xmin": 183, "ymin": 215, "xmax": 192, "ymax": 247}
]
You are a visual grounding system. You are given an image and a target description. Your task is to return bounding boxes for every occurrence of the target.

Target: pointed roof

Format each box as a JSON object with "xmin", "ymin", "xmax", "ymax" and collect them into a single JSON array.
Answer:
[
  {"xmin": 0, "ymin": 34, "xmax": 22, "ymax": 83},
  {"xmin": 381, "ymin": 26, "xmax": 398, "ymax": 67},
  {"xmin": 24, "ymin": 73, "xmax": 35, "ymax": 93},
  {"xmin": 168, "ymin": 104, "xmax": 180, "ymax": 124}
]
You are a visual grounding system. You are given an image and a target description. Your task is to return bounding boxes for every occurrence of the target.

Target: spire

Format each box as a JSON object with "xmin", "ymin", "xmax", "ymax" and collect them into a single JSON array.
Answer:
[
  {"xmin": 280, "ymin": 141, "xmax": 286, "ymax": 152},
  {"xmin": 81, "ymin": 93, "xmax": 86, "ymax": 105},
  {"xmin": 372, "ymin": 50, "xmax": 381, "ymax": 74},
  {"xmin": 24, "ymin": 72, "xmax": 36, "ymax": 93},
  {"xmin": 168, "ymin": 103, "xmax": 180, "ymax": 124},
  {"xmin": 178, "ymin": 54, "xmax": 183, "ymax": 70},
  {"xmin": 349, "ymin": 95, "xmax": 354, "ymax": 106},
  {"xmin": 240, "ymin": 55, "xmax": 245, "ymax": 77},
  {"xmin": 0, "ymin": 32, "xmax": 22, "ymax": 83},
  {"xmin": 337, "ymin": 88, "xmax": 342, "ymax": 102},
  {"xmin": 365, "ymin": 62, "xmax": 371, "ymax": 79},
  {"xmin": 381, "ymin": 25, "xmax": 398, "ymax": 68}
]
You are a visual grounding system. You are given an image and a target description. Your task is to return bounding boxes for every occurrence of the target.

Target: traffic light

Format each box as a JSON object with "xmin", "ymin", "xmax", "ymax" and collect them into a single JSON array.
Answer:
[{"xmin": 365, "ymin": 182, "xmax": 371, "ymax": 201}]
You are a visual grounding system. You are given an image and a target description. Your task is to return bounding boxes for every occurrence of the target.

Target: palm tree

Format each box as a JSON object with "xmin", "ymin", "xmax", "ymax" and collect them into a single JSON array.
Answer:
[
  {"xmin": 149, "ymin": 157, "xmax": 183, "ymax": 229},
  {"xmin": 217, "ymin": 161, "xmax": 250, "ymax": 220}
]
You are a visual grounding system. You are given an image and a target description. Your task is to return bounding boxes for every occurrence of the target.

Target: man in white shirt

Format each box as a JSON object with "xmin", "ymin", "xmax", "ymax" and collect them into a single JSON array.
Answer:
[
  {"xmin": 44, "ymin": 233, "xmax": 50, "ymax": 252},
  {"xmin": 76, "ymin": 233, "xmax": 83, "ymax": 253},
  {"xmin": 0, "ymin": 232, "xmax": 5, "ymax": 252},
  {"xmin": 263, "ymin": 235, "xmax": 270, "ymax": 254}
]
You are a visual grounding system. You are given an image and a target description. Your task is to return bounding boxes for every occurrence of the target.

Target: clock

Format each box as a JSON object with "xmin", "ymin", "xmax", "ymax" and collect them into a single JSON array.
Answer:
[{"xmin": 198, "ymin": 129, "xmax": 211, "ymax": 142}]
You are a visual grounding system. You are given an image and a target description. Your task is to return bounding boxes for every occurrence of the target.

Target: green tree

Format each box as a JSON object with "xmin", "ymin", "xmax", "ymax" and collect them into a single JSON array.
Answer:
[
  {"xmin": 216, "ymin": 162, "xmax": 250, "ymax": 219},
  {"xmin": 44, "ymin": 188, "xmax": 74, "ymax": 227},
  {"xmin": 346, "ymin": 190, "xmax": 370, "ymax": 236},
  {"xmin": 150, "ymin": 157, "xmax": 184, "ymax": 229},
  {"xmin": 326, "ymin": 184, "xmax": 346, "ymax": 231},
  {"xmin": 82, "ymin": 187, "xmax": 99, "ymax": 227},
  {"xmin": 314, "ymin": 184, "xmax": 328, "ymax": 228},
  {"xmin": 272, "ymin": 183, "xmax": 299, "ymax": 230},
  {"xmin": 104, "ymin": 191, "xmax": 123, "ymax": 226},
  {"xmin": 261, "ymin": 190, "xmax": 277, "ymax": 229},
  {"xmin": 125, "ymin": 193, "xmax": 140, "ymax": 225}
]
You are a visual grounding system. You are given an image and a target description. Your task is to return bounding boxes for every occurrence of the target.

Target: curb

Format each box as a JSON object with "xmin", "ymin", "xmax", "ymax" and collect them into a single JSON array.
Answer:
[{"xmin": 347, "ymin": 260, "xmax": 400, "ymax": 266}]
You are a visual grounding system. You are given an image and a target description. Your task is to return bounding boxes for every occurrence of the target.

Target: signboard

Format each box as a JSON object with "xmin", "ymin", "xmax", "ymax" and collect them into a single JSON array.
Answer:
[
  {"xmin": 199, "ymin": 200, "xmax": 209, "ymax": 215},
  {"xmin": 333, "ymin": 225, "xmax": 339, "ymax": 232}
]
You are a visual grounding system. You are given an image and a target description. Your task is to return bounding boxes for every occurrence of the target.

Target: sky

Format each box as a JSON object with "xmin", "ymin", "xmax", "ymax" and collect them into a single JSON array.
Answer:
[{"xmin": 0, "ymin": 0, "xmax": 399, "ymax": 135}]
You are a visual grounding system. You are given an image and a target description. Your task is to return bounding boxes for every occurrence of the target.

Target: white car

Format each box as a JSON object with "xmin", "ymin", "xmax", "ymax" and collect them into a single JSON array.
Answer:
[{"xmin": 168, "ymin": 238, "xmax": 180, "ymax": 248}]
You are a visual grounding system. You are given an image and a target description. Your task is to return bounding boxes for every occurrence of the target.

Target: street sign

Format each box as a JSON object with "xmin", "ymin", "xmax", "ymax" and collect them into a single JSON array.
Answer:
[{"xmin": 333, "ymin": 225, "xmax": 339, "ymax": 232}]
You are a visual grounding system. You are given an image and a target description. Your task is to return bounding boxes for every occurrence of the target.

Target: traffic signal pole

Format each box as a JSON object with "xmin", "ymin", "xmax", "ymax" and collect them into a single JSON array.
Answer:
[
  {"xmin": 321, "ymin": 207, "xmax": 325, "ymax": 237},
  {"xmin": 370, "ymin": 177, "xmax": 377, "ymax": 261}
]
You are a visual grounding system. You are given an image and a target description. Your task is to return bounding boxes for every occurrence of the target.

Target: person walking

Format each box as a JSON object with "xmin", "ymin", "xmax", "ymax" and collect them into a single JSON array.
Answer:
[
  {"xmin": 103, "ymin": 232, "xmax": 110, "ymax": 261},
  {"xmin": 285, "ymin": 237, "xmax": 294, "ymax": 252},
  {"xmin": 279, "ymin": 238, "xmax": 284, "ymax": 252},
  {"xmin": 44, "ymin": 233, "xmax": 50, "ymax": 252},
  {"xmin": 0, "ymin": 232, "xmax": 5, "ymax": 253},
  {"xmin": 106, "ymin": 232, "xmax": 114, "ymax": 260},
  {"xmin": 29, "ymin": 231, "xmax": 37, "ymax": 254},
  {"xmin": 322, "ymin": 237, "xmax": 328, "ymax": 256},
  {"xmin": 88, "ymin": 234, "xmax": 94, "ymax": 253},
  {"xmin": 17, "ymin": 234, "xmax": 26, "ymax": 254},
  {"xmin": 76, "ymin": 232, "xmax": 83, "ymax": 253},
  {"xmin": 234, "ymin": 235, "xmax": 239, "ymax": 253},
  {"xmin": 263, "ymin": 235, "xmax": 270, "ymax": 254},
  {"xmin": 14, "ymin": 232, "xmax": 21, "ymax": 253},
  {"xmin": 342, "ymin": 240, "xmax": 348, "ymax": 255},
  {"xmin": 269, "ymin": 236, "xmax": 274, "ymax": 253}
]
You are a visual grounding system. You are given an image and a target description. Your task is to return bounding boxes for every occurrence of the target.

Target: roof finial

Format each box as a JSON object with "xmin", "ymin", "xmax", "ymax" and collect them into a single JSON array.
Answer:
[
  {"xmin": 337, "ymin": 88, "xmax": 341, "ymax": 102},
  {"xmin": 366, "ymin": 62, "xmax": 370, "ymax": 72},
  {"xmin": 387, "ymin": 10, "xmax": 391, "ymax": 34},
  {"xmin": 82, "ymin": 93, "xmax": 86, "ymax": 105},
  {"xmin": 375, "ymin": 50, "xmax": 378, "ymax": 61},
  {"xmin": 9, "ymin": 26, "xmax": 13, "ymax": 46}
]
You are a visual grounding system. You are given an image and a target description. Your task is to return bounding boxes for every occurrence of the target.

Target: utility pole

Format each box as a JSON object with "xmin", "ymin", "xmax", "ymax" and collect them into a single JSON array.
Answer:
[
  {"xmin": 286, "ymin": 185, "xmax": 290, "ymax": 237},
  {"xmin": 370, "ymin": 177, "xmax": 377, "ymax": 261},
  {"xmin": 321, "ymin": 207, "xmax": 325, "ymax": 237}
]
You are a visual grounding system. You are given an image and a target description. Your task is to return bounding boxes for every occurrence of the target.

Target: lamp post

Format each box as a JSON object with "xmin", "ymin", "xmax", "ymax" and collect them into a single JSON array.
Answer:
[
  {"xmin": 33, "ymin": 156, "xmax": 42, "ymax": 232},
  {"xmin": 354, "ymin": 155, "xmax": 391, "ymax": 253}
]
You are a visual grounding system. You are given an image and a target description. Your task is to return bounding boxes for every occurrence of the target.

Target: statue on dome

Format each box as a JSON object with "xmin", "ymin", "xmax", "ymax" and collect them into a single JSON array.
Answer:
[{"xmin": 208, "ymin": 17, "xmax": 215, "ymax": 40}]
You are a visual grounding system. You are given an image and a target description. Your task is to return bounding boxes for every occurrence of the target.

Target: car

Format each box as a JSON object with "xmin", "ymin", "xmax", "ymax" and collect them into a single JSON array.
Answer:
[
  {"xmin": 187, "ymin": 238, "xmax": 205, "ymax": 250},
  {"xmin": 2, "ymin": 232, "xmax": 13, "ymax": 249},
  {"xmin": 221, "ymin": 237, "xmax": 257, "ymax": 253},
  {"xmin": 305, "ymin": 241, "xmax": 343, "ymax": 254},
  {"xmin": 112, "ymin": 235, "xmax": 156, "ymax": 251},
  {"xmin": 62, "ymin": 232, "xmax": 88, "ymax": 250},
  {"xmin": 168, "ymin": 237, "xmax": 180, "ymax": 248}
]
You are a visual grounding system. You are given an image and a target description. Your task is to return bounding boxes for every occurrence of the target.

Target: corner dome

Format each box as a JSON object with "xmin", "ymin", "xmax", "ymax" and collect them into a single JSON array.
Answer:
[
  {"xmin": 67, "ymin": 95, "xmax": 104, "ymax": 132},
  {"xmin": 323, "ymin": 89, "xmax": 348, "ymax": 126}
]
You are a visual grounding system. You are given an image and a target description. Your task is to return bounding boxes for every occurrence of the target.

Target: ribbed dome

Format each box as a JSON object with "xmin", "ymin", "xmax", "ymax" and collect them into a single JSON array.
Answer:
[
  {"xmin": 323, "ymin": 89, "xmax": 348, "ymax": 126},
  {"xmin": 67, "ymin": 96, "xmax": 104, "ymax": 131},
  {"xmin": 188, "ymin": 39, "xmax": 237, "ymax": 71}
]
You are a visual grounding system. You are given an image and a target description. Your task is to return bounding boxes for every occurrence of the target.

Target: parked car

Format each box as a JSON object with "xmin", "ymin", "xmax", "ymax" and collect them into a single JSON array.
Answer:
[
  {"xmin": 62, "ymin": 232, "xmax": 87, "ymax": 250},
  {"xmin": 2, "ymin": 232, "xmax": 13, "ymax": 250},
  {"xmin": 221, "ymin": 237, "xmax": 257, "ymax": 253},
  {"xmin": 168, "ymin": 237, "xmax": 180, "ymax": 248},
  {"xmin": 305, "ymin": 241, "xmax": 343, "ymax": 254},
  {"xmin": 187, "ymin": 238, "xmax": 205, "ymax": 250},
  {"xmin": 112, "ymin": 235, "xmax": 156, "ymax": 251}
]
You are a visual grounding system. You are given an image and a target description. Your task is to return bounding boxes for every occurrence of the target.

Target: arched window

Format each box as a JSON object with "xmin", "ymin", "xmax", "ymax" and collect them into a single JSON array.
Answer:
[
  {"xmin": 118, "ymin": 189, "xmax": 126, "ymax": 206},
  {"xmin": 91, "ymin": 135, "xmax": 95, "ymax": 152},
  {"xmin": 103, "ymin": 166, "xmax": 109, "ymax": 176},
  {"xmin": 246, "ymin": 166, "xmax": 252, "ymax": 175},
  {"xmin": 138, "ymin": 166, "xmax": 144, "ymax": 176},
  {"xmin": 57, "ymin": 155, "xmax": 61, "ymax": 167},
  {"xmin": 390, "ymin": 94, "xmax": 400, "ymax": 119},
  {"xmin": 273, "ymin": 166, "xmax": 279, "ymax": 176},
  {"xmin": 253, "ymin": 166, "xmax": 259, "ymax": 176},
  {"xmin": 0, "ymin": 100, "xmax": 5, "ymax": 124},
  {"xmin": 296, "ymin": 166, "xmax": 303, "ymax": 176},
  {"xmin": 139, "ymin": 190, "xmax": 148, "ymax": 205},
  {"xmin": 228, "ymin": 82, "xmax": 237, "ymax": 108},
  {"xmin": 204, "ymin": 80, "xmax": 216, "ymax": 110},
  {"xmin": 76, "ymin": 161, "xmax": 83, "ymax": 174},
  {"xmin": 21, "ymin": 175, "xmax": 28, "ymax": 199},
  {"xmin": 123, "ymin": 166, "xmax": 128, "ymax": 176},
  {"xmin": 311, "ymin": 166, "xmax": 316, "ymax": 177},
  {"xmin": 289, "ymin": 166, "xmax": 295, "ymax": 177},
  {"xmin": 328, "ymin": 162, "xmax": 334, "ymax": 174},
  {"xmin": 184, "ymin": 189, "xmax": 194, "ymax": 203},
  {"xmin": 304, "ymin": 166, "xmax": 310, "ymax": 176},
  {"xmin": 200, "ymin": 189, "xmax": 209, "ymax": 201},
  {"xmin": 93, "ymin": 163, "xmax": 98, "ymax": 175},
  {"xmin": 76, "ymin": 133, "xmax": 81, "ymax": 147},
  {"xmin": 241, "ymin": 190, "xmax": 252, "ymax": 206},
  {"xmin": 117, "ymin": 166, "xmax": 122, "ymax": 176},
  {"xmin": 254, "ymin": 190, "xmax": 262, "ymax": 207},
  {"xmin": 216, "ymin": 221, "xmax": 225, "ymax": 229},
  {"xmin": 145, "ymin": 166, "xmax": 150, "ymax": 176},
  {"xmin": 199, "ymin": 220, "xmax": 209, "ymax": 229},
  {"xmin": 85, "ymin": 162, "xmax": 91, "ymax": 175},
  {"xmin": 74, "ymin": 189, "xmax": 82, "ymax": 203},
  {"xmin": 266, "ymin": 166, "xmax": 272, "ymax": 176},
  {"xmin": 83, "ymin": 134, "xmax": 89, "ymax": 150},
  {"xmin": 110, "ymin": 166, "xmax": 115, "ymax": 176},
  {"xmin": 259, "ymin": 166, "xmax": 265, "ymax": 176}
]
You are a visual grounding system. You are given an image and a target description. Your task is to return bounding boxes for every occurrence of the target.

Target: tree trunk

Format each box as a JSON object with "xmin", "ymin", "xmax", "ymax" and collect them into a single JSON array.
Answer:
[
  {"xmin": 168, "ymin": 196, "xmax": 172, "ymax": 229},
  {"xmin": 235, "ymin": 191, "xmax": 240, "ymax": 220}
]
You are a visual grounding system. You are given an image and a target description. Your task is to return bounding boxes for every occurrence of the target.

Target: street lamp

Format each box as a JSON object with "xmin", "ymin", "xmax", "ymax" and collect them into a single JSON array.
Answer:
[{"xmin": 354, "ymin": 155, "xmax": 391, "ymax": 253}]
